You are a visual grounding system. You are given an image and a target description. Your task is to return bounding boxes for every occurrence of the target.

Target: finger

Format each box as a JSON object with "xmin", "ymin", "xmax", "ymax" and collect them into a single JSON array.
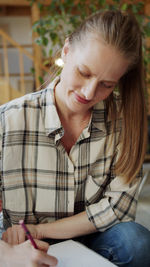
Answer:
[
  {"xmin": 18, "ymin": 227, "xmax": 26, "ymax": 244},
  {"xmin": 31, "ymin": 264, "xmax": 47, "ymax": 267},
  {"xmin": 28, "ymin": 262, "xmax": 38, "ymax": 267},
  {"xmin": 7, "ymin": 226, "xmax": 20, "ymax": 245},
  {"xmin": 11, "ymin": 231, "xmax": 18, "ymax": 245},
  {"xmin": 14, "ymin": 226, "xmax": 25, "ymax": 244},
  {"xmin": 4, "ymin": 228, "xmax": 13, "ymax": 245},
  {"xmin": 2, "ymin": 231, "xmax": 8, "ymax": 243},
  {"xmin": 39, "ymin": 254, "xmax": 58, "ymax": 266},
  {"xmin": 33, "ymin": 250, "xmax": 58, "ymax": 266},
  {"xmin": 29, "ymin": 263, "xmax": 38, "ymax": 267},
  {"xmin": 31, "ymin": 264, "xmax": 48, "ymax": 267},
  {"xmin": 34, "ymin": 239, "xmax": 49, "ymax": 252}
]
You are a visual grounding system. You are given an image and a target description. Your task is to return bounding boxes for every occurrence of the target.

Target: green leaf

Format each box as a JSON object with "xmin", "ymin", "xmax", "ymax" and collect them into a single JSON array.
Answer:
[
  {"xmin": 121, "ymin": 3, "xmax": 128, "ymax": 11},
  {"xmin": 112, "ymin": 0, "xmax": 120, "ymax": 3},
  {"xmin": 37, "ymin": 3, "xmax": 44, "ymax": 11},
  {"xmin": 89, "ymin": 4, "xmax": 97, "ymax": 13},
  {"xmin": 38, "ymin": 76, "xmax": 44, "ymax": 84},
  {"xmin": 50, "ymin": 32, "xmax": 58, "ymax": 42},
  {"xmin": 98, "ymin": 0, "xmax": 106, "ymax": 6},
  {"xmin": 143, "ymin": 22, "xmax": 150, "ymax": 38},
  {"xmin": 49, "ymin": 49, "xmax": 53, "ymax": 57},
  {"xmin": 35, "ymin": 38, "xmax": 43, "ymax": 45},
  {"xmin": 42, "ymin": 49, "xmax": 47, "ymax": 58},
  {"xmin": 37, "ymin": 27, "xmax": 47, "ymax": 36},
  {"xmin": 43, "ymin": 59, "xmax": 50, "ymax": 66},
  {"xmin": 30, "ymin": 67, "xmax": 35, "ymax": 74},
  {"xmin": 131, "ymin": 5, "xmax": 138, "ymax": 14},
  {"xmin": 42, "ymin": 36, "xmax": 49, "ymax": 46}
]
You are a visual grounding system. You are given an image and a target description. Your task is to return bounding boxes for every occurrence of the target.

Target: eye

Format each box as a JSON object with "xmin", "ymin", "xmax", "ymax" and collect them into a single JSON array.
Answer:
[
  {"xmin": 100, "ymin": 82, "xmax": 114, "ymax": 89},
  {"xmin": 78, "ymin": 68, "xmax": 91, "ymax": 78}
]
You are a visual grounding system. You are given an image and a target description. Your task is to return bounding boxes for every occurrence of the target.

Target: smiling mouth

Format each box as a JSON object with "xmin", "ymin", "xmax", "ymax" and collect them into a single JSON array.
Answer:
[{"xmin": 74, "ymin": 93, "xmax": 91, "ymax": 104}]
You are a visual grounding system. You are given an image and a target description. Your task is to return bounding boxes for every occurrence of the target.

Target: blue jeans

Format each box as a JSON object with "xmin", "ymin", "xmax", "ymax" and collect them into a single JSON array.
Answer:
[
  {"xmin": 80, "ymin": 222, "xmax": 150, "ymax": 267},
  {"xmin": 0, "ymin": 212, "xmax": 5, "ymax": 239}
]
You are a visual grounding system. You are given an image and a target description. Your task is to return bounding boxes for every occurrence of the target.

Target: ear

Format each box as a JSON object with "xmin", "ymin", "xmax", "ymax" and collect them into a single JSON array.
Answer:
[{"xmin": 61, "ymin": 38, "xmax": 70, "ymax": 62}]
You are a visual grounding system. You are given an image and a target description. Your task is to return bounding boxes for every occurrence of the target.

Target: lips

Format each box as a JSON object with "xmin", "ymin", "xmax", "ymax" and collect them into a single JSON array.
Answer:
[{"xmin": 74, "ymin": 92, "xmax": 90, "ymax": 104}]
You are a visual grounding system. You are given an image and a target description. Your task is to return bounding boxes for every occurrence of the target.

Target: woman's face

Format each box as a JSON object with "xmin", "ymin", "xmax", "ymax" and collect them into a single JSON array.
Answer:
[{"xmin": 56, "ymin": 36, "xmax": 129, "ymax": 115}]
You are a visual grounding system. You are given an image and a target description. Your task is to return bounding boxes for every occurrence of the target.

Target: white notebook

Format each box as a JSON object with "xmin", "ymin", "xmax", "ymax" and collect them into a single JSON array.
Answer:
[{"xmin": 48, "ymin": 240, "xmax": 116, "ymax": 267}]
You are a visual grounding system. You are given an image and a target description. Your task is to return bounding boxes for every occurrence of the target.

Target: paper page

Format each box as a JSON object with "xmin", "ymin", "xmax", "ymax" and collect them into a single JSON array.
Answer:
[{"xmin": 48, "ymin": 240, "xmax": 116, "ymax": 267}]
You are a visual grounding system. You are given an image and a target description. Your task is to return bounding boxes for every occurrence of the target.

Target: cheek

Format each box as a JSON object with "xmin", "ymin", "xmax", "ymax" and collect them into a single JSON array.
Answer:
[
  {"xmin": 95, "ymin": 88, "xmax": 114, "ymax": 102},
  {"xmin": 67, "ymin": 71, "xmax": 81, "ymax": 89},
  {"xmin": 61, "ymin": 65, "xmax": 83, "ymax": 90}
]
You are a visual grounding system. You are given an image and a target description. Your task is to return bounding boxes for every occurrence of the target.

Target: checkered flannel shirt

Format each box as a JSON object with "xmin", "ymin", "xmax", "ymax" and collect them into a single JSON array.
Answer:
[{"xmin": 0, "ymin": 77, "xmax": 142, "ymax": 230}]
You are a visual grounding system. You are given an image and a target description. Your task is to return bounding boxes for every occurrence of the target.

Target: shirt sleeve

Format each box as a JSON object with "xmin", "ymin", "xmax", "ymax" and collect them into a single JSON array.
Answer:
[{"xmin": 85, "ymin": 147, "xmax": 142, "ymax": 232}]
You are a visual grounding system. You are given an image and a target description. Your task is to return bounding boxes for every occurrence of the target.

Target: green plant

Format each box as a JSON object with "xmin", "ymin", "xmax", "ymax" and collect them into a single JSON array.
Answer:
[{"xmin": 28, "ymin": 0, "xmax": 150, "ymax": 83}]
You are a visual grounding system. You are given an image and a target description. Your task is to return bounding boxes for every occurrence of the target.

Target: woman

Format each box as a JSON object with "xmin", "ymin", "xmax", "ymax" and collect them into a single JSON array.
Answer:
[{"xmin": 1, "ymin": 10, "xmax": 150, "ymax": 267}]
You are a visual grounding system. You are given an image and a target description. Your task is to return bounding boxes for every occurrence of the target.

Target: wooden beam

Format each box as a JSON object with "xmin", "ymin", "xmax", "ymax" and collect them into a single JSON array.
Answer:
[
  {"xmin": 19, "ymin": 49, "xmax": 26, "ymax": 95},
  {"xmin": 1, "ymin": 0, "xmax": 150, "ymax": 7},
  {"xmin": 0, "ymin": 29, "xmax": 34, "ymax": 61},
  {"xmin": 2, "ymin": 37, "xmax": 11, "ymax": 100},
  {"xmin": 0, "ymin": 79, "xmax": 12, "ymax": 103},
  {"xmin": 0, "ymin": 0, "xmax": 29, "ymax": 6},
  {"xmin": 0, "ymin": 44, "xmax": 33, "ymax": 49},
  {"xmin": 0, "ymin": 6, "xmax": 31, "ymax": 16},
  {"xmin": 0, "ymin": 0, "xmax": 52, "ymax": 6},
  {"xmin": 0, "ymin": 73, "xmax": 33, "ymax": 77},
  {"xmin": 0, "ymin": 29, "xmax": 50, "ymax": 74}
]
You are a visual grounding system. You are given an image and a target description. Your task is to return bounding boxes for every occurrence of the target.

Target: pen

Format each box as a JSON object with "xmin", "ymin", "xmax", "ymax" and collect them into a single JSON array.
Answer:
[{"xmin": 19, "ymin": 220, "xmax": 38, "ymax": 249}]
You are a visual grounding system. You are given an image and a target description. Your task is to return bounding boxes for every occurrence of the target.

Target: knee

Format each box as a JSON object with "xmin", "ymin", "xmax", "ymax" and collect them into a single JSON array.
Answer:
[
  {"xmin": 114, "ymin": 222, "xmax": 150, "ymax": 252},
  {"xmin": 90, "ymin": 222, "xmax": 150, "ymax": 267},
  {"xmin": 104, "ymin": 222, "xmax": 150, "ymax": 267}
]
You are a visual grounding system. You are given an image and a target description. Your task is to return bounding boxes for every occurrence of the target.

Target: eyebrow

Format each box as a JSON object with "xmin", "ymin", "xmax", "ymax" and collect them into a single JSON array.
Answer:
[{"xmin": 81, "ymin": 64, "xmax": 117, "ymax": 84}]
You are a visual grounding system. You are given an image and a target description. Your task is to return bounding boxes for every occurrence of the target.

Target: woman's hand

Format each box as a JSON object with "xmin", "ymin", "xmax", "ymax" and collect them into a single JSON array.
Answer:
[
  {"xmin": 1, "ymin": 239, "xmax": 57, "ymax": 267},
  {"xmin": 2, "ymin": 211, "xmax": 97, "ymax": 245},
  {"xmin": 2, "ymin": 224, "xmax": 40, "ymax": 245}
]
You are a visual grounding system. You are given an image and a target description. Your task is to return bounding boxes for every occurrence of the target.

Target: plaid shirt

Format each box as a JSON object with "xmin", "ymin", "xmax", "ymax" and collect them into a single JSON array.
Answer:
[{"xmin": 0, "ymin": 77, "xmax": 142, "ymax": 231}]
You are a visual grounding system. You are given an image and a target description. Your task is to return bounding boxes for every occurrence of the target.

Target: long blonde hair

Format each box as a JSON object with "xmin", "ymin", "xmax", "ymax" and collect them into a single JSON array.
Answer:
[{"xmin": 69, "ymin": 10, "xmax": 147, "ymax": 183}]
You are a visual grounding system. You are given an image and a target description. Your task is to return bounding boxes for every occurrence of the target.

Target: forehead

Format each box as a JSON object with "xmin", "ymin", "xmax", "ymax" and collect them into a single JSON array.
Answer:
[{"xmin": 71, "ymin": 37, "xmax": 129, "ymax": 81}]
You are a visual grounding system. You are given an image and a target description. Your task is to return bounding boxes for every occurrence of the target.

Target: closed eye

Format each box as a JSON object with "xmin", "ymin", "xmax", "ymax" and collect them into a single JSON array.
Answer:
[
  {"xmin": 100, "ymin": 82, "xmax": 115, "ymax": 89},
  {"xmin": 78, "ymin": 68, "xmax": 91, "ymax": 78},
  {"xmin": 78, "ymin": 68, "xmax": 116, "ymax": 88}
]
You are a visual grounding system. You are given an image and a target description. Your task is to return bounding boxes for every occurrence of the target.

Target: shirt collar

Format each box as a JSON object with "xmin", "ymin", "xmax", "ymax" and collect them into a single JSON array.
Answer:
[{"xmin": 41, "ymin": 77, "xmax": 62, "ymax": 136}]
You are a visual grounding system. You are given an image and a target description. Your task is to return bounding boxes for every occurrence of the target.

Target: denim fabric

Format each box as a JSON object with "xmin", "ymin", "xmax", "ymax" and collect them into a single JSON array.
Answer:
[
  {"xmin": 80, "ymin": 222, "xmax": 150, "ymax": 267},
  {"xmin": 0, "ymin": 212, "xmax": 5, "ymax": 239}
]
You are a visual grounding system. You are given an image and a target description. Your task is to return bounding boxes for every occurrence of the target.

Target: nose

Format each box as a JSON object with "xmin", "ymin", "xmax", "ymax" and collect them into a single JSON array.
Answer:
[{"xmin": 81, "ymin": 79, "xmax": 97, "ymax": 100}]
